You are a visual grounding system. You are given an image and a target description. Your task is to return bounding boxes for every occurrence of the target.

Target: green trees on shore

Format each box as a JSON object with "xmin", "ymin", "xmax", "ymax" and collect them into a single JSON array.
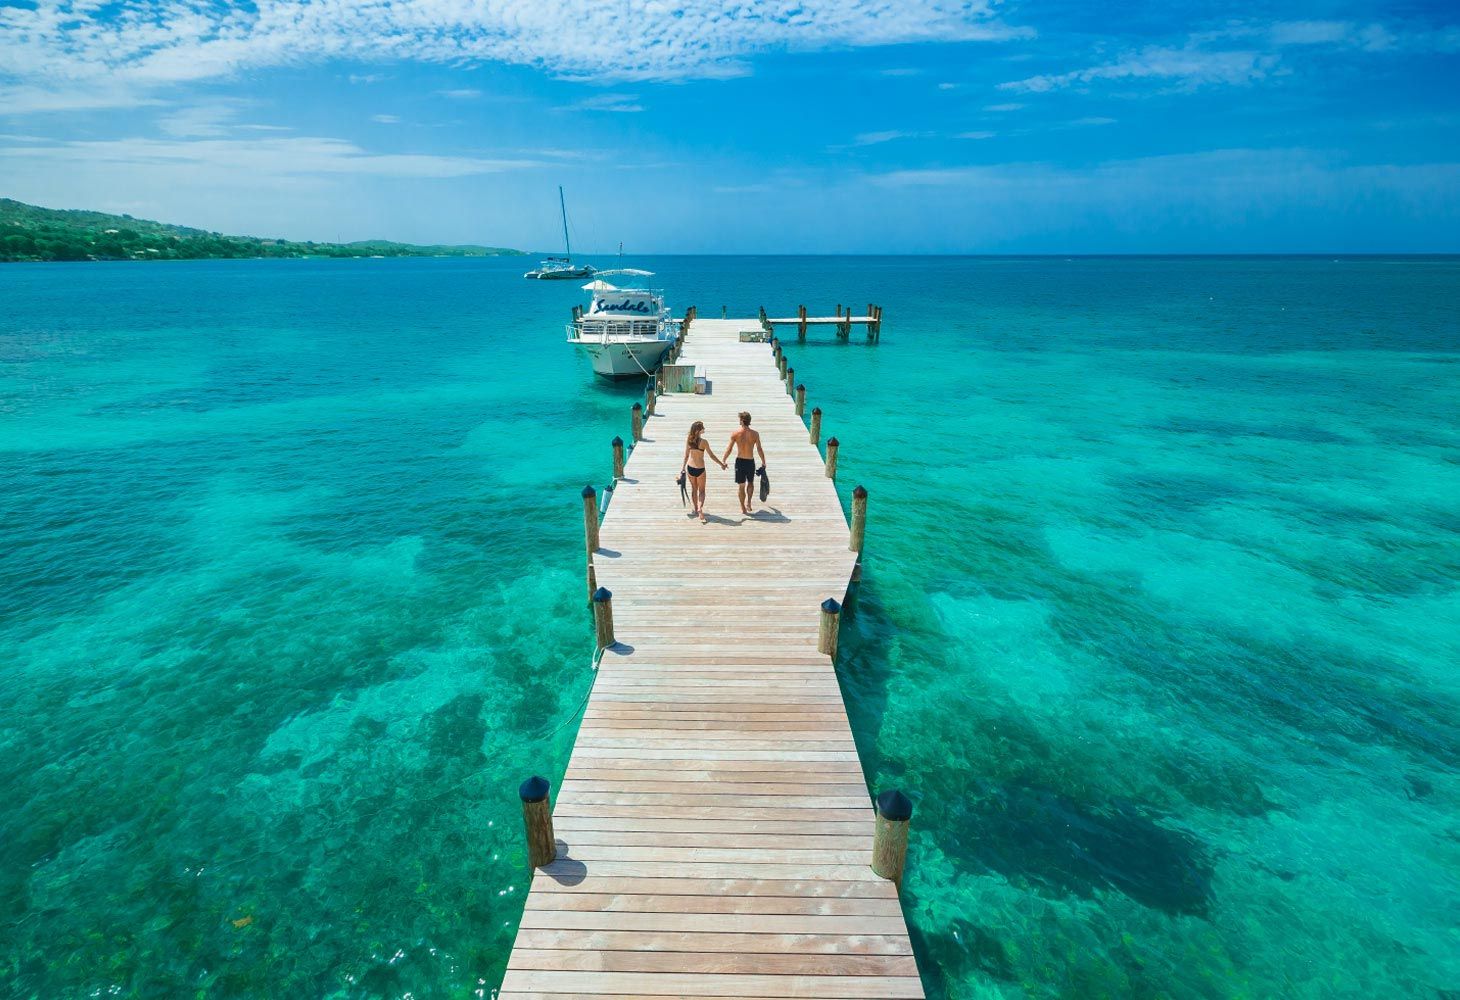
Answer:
[{"xmin": 0, "ymin": 198, "xmax": 521, "ymax": 263}]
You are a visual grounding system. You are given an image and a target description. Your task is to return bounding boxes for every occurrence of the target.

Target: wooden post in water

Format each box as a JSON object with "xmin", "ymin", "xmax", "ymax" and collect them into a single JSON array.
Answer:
[
  {"xmin": 592, "ymin": 587, "xmax": 615, "ymax": 649},
  {"xmin": 645, "ymin": 381, "xmax": 655, "ymax": 416},
  {"xmin": 785, "ymin": 366, "xmax": 795, "ymax": 396},
  {"xmin": 778, "ymin": 354, "xmax": 788, "ymax": 379},
  {"xmin": 611, "ymin": 437, "xmax": 625, "ymax": 479},
  {"xmin": 825, "ymin": 436, "xmax": 839, "ymax": 479},
  {"xmin": 631, "ymin": 402, "xmax": 643, "ymax": 442},
  {"xmin": 581, "ymin": 485, "xmax": 599, "ymax": 554},
  {"xmin": 798, "ymin": 305, "xmax": 808, "ymax": 340},
  {"xmin": 850, "ymin": 485, "xmax": 867, "ymax": 553},
  {"xmin": 872, "ymin": 789, "xmax": 912, "ymax": 887},
  {"xmin": 818, "ymin": 598, "xmax": 841, "ymax": 658},
  {"xmin": 795, "ymin": 384, "xmax": 806, "ymax": 416},
  {"xmin": 586, "ymin": 555, "xmax": 597, "ymax": 603},
  {"xmin": 519, "ymin": 776, "xmax": 557, "ymax": 869},
  {"xmin": 809, "ymin": 407, "xmax": 822, "ymax": 446}
]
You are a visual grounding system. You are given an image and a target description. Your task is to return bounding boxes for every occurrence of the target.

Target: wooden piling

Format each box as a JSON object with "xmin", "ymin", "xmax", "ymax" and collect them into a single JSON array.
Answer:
[
  {"xmin": 631, "ymin": 402, "xmax": 643, "ymax": 442},
  {"xmin": 810, "ymin": 407, "xmax": 822, "ymax": 446},
  {"xmin": 586, "ymin": 555, "xmax": 597, "ymax": 603},
  {"xmin": 818, "ymin": 597, "xmax": 841, "ymax": 658},
  {"xmin": 778, "ymin": 354, "xmax": 788, "ymax": 379},
  {"xmin": 611, "ymin": 437, "xmax": 625, "ymax": 479},
  {"xmin": 872, "ymin": 789, "xmax": 912, "ymax": 887},
  {"xmin": 645, "ymin": 381, "xmax": 655, "ymax": 416},
  {"xmin": 519, "ymin": 776, "xmax": 557, "ymax": 869},
  {"xmin": 785, "ymin": 366, "xmax": 795, "ymax": 396},
  {"xmin": 581, "ymin": 485, "xmax": 599, "ymax": 554},
  {"xmin": 795, "ymin": 383, "xmax": 806, "ymax": 416},
  {"xmin": 798, "ymin": 304, "xmax": 808, "ymax": 340},
  {"xmin": 825, "ymin": 436, "xmax": 839, "ymax": 479},
  {"xmin": 592, "ymin": 586, "xmax": 615, "ymax": 649},
  {"xmin": 850, "ymin": 484, "xmax": 867, "ymax": 553}
]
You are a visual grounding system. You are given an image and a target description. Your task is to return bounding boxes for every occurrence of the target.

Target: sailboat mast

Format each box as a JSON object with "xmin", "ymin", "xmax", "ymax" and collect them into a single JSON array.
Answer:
[{"xmin": 559, "ymin": 186, "xmax": 571, "ymax": 262}]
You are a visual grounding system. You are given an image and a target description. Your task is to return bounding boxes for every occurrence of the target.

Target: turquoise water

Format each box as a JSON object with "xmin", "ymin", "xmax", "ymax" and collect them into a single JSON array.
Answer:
[{"xmin": 2, "ymin": 256, "xmax": 1457, "ymax": 998}]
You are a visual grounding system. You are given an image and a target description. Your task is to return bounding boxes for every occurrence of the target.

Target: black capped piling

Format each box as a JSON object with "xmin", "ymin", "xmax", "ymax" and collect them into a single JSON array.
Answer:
[
  {"xmin": 592, "ymin": 586, "xmax": 615, "ymax": 649},
  {"xmin": 810, "ymin": 407, "xmax": 822, "ymax": 446},
  {"xmin": 519, "ymin": 776, "xmax": 556, "ymax": 869},
  {"xmin": 611, "ymin": 436, "xmax": 625, "ymax": 479},
  {"xmin": 581, "ymin": 485, "xmax": 599, "ymax": 554},
  {"xmin": 825, "ymin": 436, "xmax": 839, "ymax": 479},
  {"xmin": 818, "ymin": 597, "xmax": 841, "ymax": 658},
  {"xmin": 872, "ymin": 789, "xmax": 913, "ymax": 887}
]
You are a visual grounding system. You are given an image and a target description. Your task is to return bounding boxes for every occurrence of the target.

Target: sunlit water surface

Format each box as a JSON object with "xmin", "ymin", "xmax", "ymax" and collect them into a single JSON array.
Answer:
[{"xmin": 2, "ymin": 256, "xmax": 1456, "ymax": 998}]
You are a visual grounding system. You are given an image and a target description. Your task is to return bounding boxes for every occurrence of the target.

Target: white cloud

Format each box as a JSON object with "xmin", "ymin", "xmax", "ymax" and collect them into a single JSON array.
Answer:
[
  {"xmin": 1004, "ymin": 19, "xmax": 1460, "ymax": 94},
  {"xmin": 0, "ymin": 135, "xmax": 541, "ymax": 179},
  {"xmin": 852, "ymin": 129, "xmax": 925, "ymax": 146},
  {"xmin": 957, "ymin": 130, "xmax": 996, "ymax": 139},
  {"xmin": 1070, "ymin": 116, "xmax": 1116, "ymax": 126},
  {"xmin": 1003, "ymin": 45, "xmax": 1278, "ymax": 92},
  {"xmin": 371, "ymin": 114, "xmax": 401, "ymax": 124},
  {"xmin": 157, "ymin": 103, "xmax": 248, "ymax": 138},
  {"xmin": 0, "ymin": 0, "xmax": 1027, "ymax": 113},
  {"xmin": 937, "ymin": 82, "xmax": 957, "ymax": 90},
  {"xmin": 983, "ymin": 102, "xmax": 1026, "ymax": 112},
  {"xmin": 559, "ymin": 93, "xmax": 644, "ymax": 113},
  {"xmin": 436, "ymin": 89, "xmax": 482, "ymax": 100}
]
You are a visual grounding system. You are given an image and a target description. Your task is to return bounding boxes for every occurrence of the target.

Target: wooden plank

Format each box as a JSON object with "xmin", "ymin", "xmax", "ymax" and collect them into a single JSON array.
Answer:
[
  {"xmin": 498, "ymin": 971, "xmax": 924, "ymax": 998},
  {"xmin": 511, "ymin": 929, "xmax": 913, "ymax": 956}
]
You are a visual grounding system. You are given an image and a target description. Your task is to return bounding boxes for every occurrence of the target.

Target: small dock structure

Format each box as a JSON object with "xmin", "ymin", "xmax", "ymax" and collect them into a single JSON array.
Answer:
[
  {"xmin": 758, "ymin": 303, "xmax": 884, "ymax": 341},
  {"xmin": 498, "ymin": 311, "xmax": 924, "ymax": 997}
]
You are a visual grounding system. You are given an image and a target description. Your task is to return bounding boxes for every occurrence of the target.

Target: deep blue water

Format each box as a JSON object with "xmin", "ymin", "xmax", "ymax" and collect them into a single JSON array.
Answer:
[{"xmin": 2, "ymin": 256, "xmax": 1457, "ymax": 998}]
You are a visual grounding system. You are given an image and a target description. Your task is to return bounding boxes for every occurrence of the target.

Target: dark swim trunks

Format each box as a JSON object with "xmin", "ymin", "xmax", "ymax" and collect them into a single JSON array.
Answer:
[{"xmin": 735, "ymin": 457, "xmax": 756, "ymax": 484}]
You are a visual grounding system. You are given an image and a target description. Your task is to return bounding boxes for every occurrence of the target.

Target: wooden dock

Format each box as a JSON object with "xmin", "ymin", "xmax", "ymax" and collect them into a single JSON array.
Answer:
[
  {"xmin": 760, "ymin": 304, "xmax": 884, "ymax": 341},
  {"xmin": 498, "ymin": 314, "xmax": 923, "ymax": 998}
]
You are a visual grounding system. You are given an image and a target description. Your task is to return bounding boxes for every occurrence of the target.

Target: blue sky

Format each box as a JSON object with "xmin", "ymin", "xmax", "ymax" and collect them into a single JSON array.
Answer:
[{"xmin": 1, "ymin": 0, "xmax": 1457, "ymax": 252}]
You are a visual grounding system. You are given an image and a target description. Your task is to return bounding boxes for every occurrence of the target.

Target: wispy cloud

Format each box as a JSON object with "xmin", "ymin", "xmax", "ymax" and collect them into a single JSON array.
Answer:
[
  {"xmin": 559, "ymin": 93, "xmax": 644, "ymax": 113},
  {"xmin": 956, "ymin": 130, "xmax": 996, "ymax": 140},
  {"xmin": 0, "ymin": 0, "xmax": 1028, "ymax": 113},
  {"xmin": 1003, "ymin": 45, "xmax": 1278, "ymax": 93},
  {"xmin": 852, "ymin": 129, "xmax": 928, "ymax": 146},
  {"xmin": 0, "ymin": 135, "xmax": 541, "ymax": 179},
  {"xmin": 1003, "ymin": 19, "xmax": 1460, "ymax": 94},
  {"xmin": 983, "ymin": 102, "xmax": 1025, "ymax": 112},
  {"xmin": 371, "ymin": 114, "xmax": 401, "ymax": 124},
  {"xmin": 436, "ymin": 89, "xmax": 482, "ymax": 100}
]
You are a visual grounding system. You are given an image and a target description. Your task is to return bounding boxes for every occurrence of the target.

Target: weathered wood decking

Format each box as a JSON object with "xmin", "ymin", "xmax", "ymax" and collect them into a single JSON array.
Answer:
[{"xmin": 499, "ymin": 317, "xmax": 923, "ymax": 998}]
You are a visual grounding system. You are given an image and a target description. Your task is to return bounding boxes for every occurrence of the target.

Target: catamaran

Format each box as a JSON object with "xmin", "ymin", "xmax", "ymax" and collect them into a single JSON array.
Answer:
[
  {"xmin": 566, "ymin": 269, "xmax": 677, "ymax": 378},
  {"xmin": 523, "ymin": 187, "xmax": 595, "ymax": 280}
]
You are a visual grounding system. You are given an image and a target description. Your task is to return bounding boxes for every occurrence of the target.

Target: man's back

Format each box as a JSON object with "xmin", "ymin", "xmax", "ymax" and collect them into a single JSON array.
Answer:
[{"xmin": 731, "ymin": 426, "xmax": 760, "ymax": 459}]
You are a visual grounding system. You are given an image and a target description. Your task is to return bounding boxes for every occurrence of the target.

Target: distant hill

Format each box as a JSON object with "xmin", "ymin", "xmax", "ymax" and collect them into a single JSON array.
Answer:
[{"xmin": 0, "ymin": 198, "xmax": 524, "ymax": 262}]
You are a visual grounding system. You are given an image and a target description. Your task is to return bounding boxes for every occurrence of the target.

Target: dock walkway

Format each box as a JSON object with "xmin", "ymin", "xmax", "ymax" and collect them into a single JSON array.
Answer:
[{"xmin": 499, "ymin": 317, "xmax": 923, "ymax": 998}]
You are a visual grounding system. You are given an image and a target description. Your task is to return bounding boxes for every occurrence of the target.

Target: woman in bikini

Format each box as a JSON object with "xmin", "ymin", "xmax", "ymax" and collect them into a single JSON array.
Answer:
[{"xmin": 680, "ymin": 420, "xmax": 727, "ymax": 522}]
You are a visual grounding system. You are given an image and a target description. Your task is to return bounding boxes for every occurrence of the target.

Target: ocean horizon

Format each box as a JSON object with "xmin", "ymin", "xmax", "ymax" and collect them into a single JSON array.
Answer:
[{"xmin": 3, "ymin": 254, "xmax": 1457, "ymax": 998}]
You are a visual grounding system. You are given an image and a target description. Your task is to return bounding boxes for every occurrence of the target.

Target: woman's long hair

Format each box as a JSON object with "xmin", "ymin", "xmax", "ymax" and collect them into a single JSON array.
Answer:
[{"xmin": 686, "ymin": 421, "xmax": 705, "ymax": 450}]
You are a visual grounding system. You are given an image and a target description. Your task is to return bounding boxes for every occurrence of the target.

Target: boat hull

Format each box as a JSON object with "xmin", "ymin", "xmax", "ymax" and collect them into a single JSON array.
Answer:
[
  {"xmin": 526, "ymin": 267, "xmax": 595, "ymax": 280},
  {"xmin": 576, "ymin": 339, "xmax": 673, "ymax": 378}
]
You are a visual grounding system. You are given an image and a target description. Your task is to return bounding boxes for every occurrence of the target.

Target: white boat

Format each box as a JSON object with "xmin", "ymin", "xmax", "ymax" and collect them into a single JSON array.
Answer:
[
  {"xmin": 566, "ymin": 269, "xmax": 677, "ymax": 379},
  {"xmin": 524, "ymin": 187, "xmax": 595, "ymax": 280}
]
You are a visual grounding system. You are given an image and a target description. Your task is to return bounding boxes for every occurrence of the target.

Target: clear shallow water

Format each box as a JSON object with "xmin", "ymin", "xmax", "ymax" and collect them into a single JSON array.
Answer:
[{"xmin": 1, "ymin": 256, "xmax": 1457, "ymax": 998}]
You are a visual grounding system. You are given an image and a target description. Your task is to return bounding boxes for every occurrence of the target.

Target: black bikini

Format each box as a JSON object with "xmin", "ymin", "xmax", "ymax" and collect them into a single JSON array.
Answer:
[{"xmin": 687, "ymin": 465, "xmax": 705, "ymax": 477}]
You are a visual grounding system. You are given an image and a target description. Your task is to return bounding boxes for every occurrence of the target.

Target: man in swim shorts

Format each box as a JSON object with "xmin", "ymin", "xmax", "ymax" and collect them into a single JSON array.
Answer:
[{"xmin": 722, "ymin": 410, "xmax": 767, "ymax": 515}]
